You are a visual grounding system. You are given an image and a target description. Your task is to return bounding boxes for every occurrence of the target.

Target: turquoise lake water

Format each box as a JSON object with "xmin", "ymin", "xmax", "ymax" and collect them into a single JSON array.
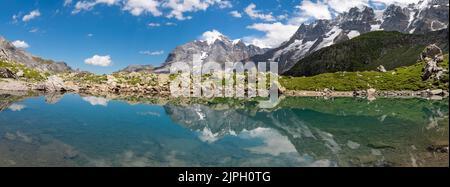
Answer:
[{"xmin": 0, "ymin": 93, "xmax": 448, "ymax": 167}]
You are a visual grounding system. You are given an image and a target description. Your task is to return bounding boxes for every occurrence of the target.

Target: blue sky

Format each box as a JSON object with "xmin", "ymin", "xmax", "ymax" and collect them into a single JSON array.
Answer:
[{"xmin": 0, "ymin": 0, "xmax": 413, "ymax": 74}]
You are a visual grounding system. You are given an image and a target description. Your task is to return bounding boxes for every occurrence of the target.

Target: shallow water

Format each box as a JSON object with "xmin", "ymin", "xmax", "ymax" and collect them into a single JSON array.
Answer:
[{"xmin": 0, "ymin": 92, "xmax": 448, "ymax": 167}]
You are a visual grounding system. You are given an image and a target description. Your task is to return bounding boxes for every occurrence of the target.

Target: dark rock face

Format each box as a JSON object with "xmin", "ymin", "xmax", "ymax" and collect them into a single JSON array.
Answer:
[
  {"xmin": 0, "ymin": 37, "xmax": 72, "ymax": 74},
  {"xmin": 381, "ymin": 5, "xmax": 411, "ymax": 32},
  {"xmin": 249, "ymin": 0, "xmax": 449, "ymax": 73},
  {"xmin": 154, "ymin": 35, "xmax": 268, "ymax": 73},
  {"xmin": 339, "ymin": 7, "xmax": 379, "ymax": 33},
  {"xmin": 382, "ymin": 0, "xmax": 449, "ymax": 34},
  {"xmin": 406, "ymin": 0, "xmax": 449, "ymax": 34}
]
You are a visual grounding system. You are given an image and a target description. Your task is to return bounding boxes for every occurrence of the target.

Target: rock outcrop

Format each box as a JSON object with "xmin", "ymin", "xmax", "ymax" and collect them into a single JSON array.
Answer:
[
  {"xmin": 421, "ymin": 44, "xmax": 446, "ymax": 80},
  {"xmin": 420, "ymin": 44, "xmax": 443, "ymax": 61},
  {"xmin": 0, "ymin": 68, "xmax": 17, "ymax": 79},
  {"xmin": 33, "ymin": 75, "xmax": 79, "ymax": 92}
]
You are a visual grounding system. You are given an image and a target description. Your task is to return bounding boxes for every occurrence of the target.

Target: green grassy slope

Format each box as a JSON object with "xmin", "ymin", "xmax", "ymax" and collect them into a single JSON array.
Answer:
[
  {"xmin": 280, "ymin": 54, "xmax": 449, "ymax": 91},
  {"xmin": 284, "ymin": 29, "xmax": 448, "ymax": 77},
  {"xmin": 0, "ymin": 60, "xmax": 47, "ymax": 81}
]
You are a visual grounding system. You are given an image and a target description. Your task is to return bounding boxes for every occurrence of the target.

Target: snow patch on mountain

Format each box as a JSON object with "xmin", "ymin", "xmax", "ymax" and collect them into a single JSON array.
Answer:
[
  {"xmin": 347, "ymin": 30, "xmax": 360, "ymax": 39},
  {"xmin": 200, "ymin": 30, "xmax": 227, "ymax": 45},
  {"xmin": 317, "ymin": 26, "xmax": 343, "ymax": 49}
]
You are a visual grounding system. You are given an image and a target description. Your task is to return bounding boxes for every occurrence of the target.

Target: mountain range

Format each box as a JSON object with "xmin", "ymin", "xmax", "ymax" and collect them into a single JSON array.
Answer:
[
  {"xmin": 249, "ymin": 0, "xmax": 449, "ymax": 73},
  {"xmin": 154, "ymin": 35, "xmax": 268, "ymax": 73}
]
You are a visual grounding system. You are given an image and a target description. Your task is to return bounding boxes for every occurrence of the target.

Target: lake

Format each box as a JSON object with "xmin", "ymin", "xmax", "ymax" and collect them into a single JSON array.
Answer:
[{"xmin": 0, "ymin": 92, "xmax": 448, "ymax": 167}]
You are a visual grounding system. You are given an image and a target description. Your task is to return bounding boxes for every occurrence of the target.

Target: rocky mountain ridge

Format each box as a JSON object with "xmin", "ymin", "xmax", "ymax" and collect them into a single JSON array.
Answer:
[
  {"xmin": 0, "ymin": 36, "xmax": 72, "ymax": 73},
  {"xmin": 116, "ymin": 65, "xmax": 154, "ymax": 73},
  {"xmin": 154, "ymin": 34, "xmax": 268, "ymax": 73}
]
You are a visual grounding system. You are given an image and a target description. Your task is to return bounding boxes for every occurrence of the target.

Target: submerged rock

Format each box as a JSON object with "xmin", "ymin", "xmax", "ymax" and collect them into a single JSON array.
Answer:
[
  {"xmin": 428, "ymin": 89, "xmax": 444, "ymax": 96},
  {"xmin": 347, "ymin": 141, "xmax": 361, "ymax": 150},
  {"xmin": 367, "ymin": 88, "xmax": 377, "ymax": 101},
  {"xmin": 368, "ymin": 142, "xmax": 395, "ymax": 149},
  {"xmin": 63, "ymin": 148, "xmax": 79, "ymax": 160},
  {"xmin": 3, "ymin": 132, "xmax": 17, "ymax": 141},
  {"xmin": 427, "ymin": 145, "xmax": 449, "ymax": 153}
]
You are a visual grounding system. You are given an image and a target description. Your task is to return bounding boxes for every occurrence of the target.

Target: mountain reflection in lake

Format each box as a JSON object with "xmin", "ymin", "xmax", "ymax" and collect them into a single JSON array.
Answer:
[{"xmin": 0, "ymin": 91, "xmax": 448, "ymax": 167}]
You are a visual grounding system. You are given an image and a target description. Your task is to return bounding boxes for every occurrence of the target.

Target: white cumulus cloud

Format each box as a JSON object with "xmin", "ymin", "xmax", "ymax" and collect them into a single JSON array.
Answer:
[
  {"xmin": 163, "ymin": 0, "xmax": 232, "ymax": 20},
  {"xmin": 73, "ymin": 0, "xmax": 118, "ymax": 14},
  {"xmin": 327, "ymin": 0, "xmax": 369, "ymax": 13},
  {"xmin": 229, "ymin": 10, "xmax": 242, "ymax": 18},
  {"xmin": 22, "ymin": 9, "xmax": 41, "ymax": 22},
  {"xmin": 12, "ymin": 40, "xmax": 30, "ymax": 49},
  {"xmin": 84, "ymin": 55, "xmax": 112, "ymax": 67},
  {"xmin": 371, "ymin": 0, "xmax": 421, "ymax": 7},
  {"xmin": 29, "ymin": 28, "xmax": 39, "ymax": 33},
  {"xmin": 69, "ymin": 0, "xmax": 232, "ymax": 20},
  {"xmin": 64, "ymin": 0, "xmax": 73, "ymax": 6},
  {"xmin": 289, "ymin": 0, "xmax": 422, "ymax": 25},
  {"xmin": 244, "ymin": 3, "xmax": 275, "ymax": 22},
  {"xmin": 148, "ymin": 22, "xmax": 161, "ymax": 27},
  {"xmin": 244, "ymin": 22, "xmax": 298, "ymax": 48},
  {"xmin": 165, "ymin": 22, "xmax": 177, "ymax": 26},
  {"xmin": 139, "ymin": 50, "xmax": 164, "ymax": 55},
  {"xmin": 295, "ymin": 0, "xmax": 332, "ymax": 20},
  {"xmin": 123, "ymin": 0, "xmax": 162, "ymax": 16}
]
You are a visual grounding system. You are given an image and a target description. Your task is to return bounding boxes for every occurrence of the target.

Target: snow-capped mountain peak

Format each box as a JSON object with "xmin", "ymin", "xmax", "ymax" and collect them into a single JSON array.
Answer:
[
  {"xmin": 232, "ymin": 39, "xmax": 242, "ymax": 45},
  {"xmin": 200, "ymin": 30, "xmax": 229, "ymax": 45}
]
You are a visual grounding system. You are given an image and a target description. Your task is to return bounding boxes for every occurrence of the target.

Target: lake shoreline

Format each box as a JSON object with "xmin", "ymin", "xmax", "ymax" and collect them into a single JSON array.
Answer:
[
  {"xmin": 1, "ymin": 78, "xmax": 449, "ymax": 100},
  {"xmin": 282, "ymin": 89, "xmax": 449, "ymax": 99}
]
